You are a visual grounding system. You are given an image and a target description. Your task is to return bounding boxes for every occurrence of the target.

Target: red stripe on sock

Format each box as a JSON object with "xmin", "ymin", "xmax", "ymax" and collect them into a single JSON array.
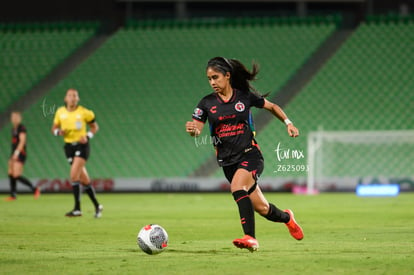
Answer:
[{"xmin": 235, "ymin": 195, "xmax": 249, "ymax": 203}]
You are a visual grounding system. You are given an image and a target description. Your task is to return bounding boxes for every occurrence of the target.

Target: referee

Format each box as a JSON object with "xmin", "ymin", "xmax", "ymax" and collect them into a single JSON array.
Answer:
[
  {"xmin": 186, "ymin": 57, "xmax": 304, "ymax": 252},
  {"xmin": 52, "ymin": 89, "xmax": 103, "ymax": 218}
]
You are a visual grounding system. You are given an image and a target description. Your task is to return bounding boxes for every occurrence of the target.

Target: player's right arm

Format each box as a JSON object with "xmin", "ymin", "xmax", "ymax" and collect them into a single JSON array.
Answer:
[
  {"xmin": 185, "ymin": 120, "xmax": 204, "ymax": 137},
  {"xmin": 12, "ymin": 129, "xmax": 27, "ymax": 160},
  {"xmin": 51, "ymin": 124, "xmax": 65, "ymax": 136},
  {"xmin": 51, "ymin": 108, "xmax": 65, "ymax": 136},
  {"xmin": 187, "ymin": 101, "xmax": 207, "ymax": 137}
]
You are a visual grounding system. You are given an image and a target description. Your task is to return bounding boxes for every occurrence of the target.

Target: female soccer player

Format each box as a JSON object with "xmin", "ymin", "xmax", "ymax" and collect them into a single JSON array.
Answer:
[
  {"xmin": 52, "ymin": 89, "xmax": 103, "ymax": 218},
  {"xmin": 5, "ymin": 111, "xmax": 40, "ymax": 201},
  {"xmin": 185, "ymin": 57, "xmax": 304, "ymax": 252}
]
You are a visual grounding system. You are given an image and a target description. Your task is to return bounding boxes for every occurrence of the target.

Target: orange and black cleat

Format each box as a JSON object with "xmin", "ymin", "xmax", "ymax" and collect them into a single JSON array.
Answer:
[
  {"xmin": 233, "ymin": 235, "xmax": 259, "ymax": 252},
  {"xmin": 34, "ymin": 187, "xmax": 41, "ymax": 200},
  {"xmin": 4, "ymin": 196, "xmax": 16, "ymax": 202},
  {"xmin": 284, "ymin": 209, "xmax": 304, "ymax": 240}
]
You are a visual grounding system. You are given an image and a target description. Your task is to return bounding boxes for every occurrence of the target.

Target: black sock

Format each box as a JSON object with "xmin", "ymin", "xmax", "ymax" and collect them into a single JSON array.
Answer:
[
  {"xmin": 9, "ymin": 175, "xmax": 17, "ymax": 198},
  {"xmin": 232, "ymin": 190, "xmax": 255, "ymax": 238},
  {"xmin": 72, "ymin": 182, "xmax": 81, "ymax": 211},
  {"xmin": 16, "ymin": 176, "xmax": 35, "ymax": 191},
  {"xmin": 264, "ymin": 203, "xmax": 290, "ymax": 223},
  {"xmin": 84, "ymin": 184, "xmax": 99, "ymax": 208}
]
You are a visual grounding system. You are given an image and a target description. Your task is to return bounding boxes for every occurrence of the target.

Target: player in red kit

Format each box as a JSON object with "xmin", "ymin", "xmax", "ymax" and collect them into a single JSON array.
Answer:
[
  {"xmin": 185, "ymin": 57, "xmax": 303, "ymax": 252},
  {"xmin": 5, "ymin": 111, "xmax": 40, "ymax": 201}
]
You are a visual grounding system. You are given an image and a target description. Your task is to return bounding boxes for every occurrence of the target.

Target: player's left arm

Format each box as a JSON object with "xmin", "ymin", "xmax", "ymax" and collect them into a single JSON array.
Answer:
[
  {"xmin": 262, "ymin": 99, "xmax": 299, "ymax": 138},
  {"xmin": 80, "ymin": 108, "xmax": 99, "ymax": 144},
  {"xmin": 79, "ymin": 121, "xmax": 98, "ymax": 144},
  {"xmin": 12, "ymin": 132, "xmax": 27, "ymax": 160},
  {"xmin": 88, "ymin": 121, "xmax": 99, "ymax": 135}
]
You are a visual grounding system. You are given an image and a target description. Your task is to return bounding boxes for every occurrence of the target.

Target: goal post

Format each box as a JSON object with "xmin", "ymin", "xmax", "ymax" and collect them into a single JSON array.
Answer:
[{"xmin": 307, "ymin": 130, "xmax": 414, "ymax": 194}]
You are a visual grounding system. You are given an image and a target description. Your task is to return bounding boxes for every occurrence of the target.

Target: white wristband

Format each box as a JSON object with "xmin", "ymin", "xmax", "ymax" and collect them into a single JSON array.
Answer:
[
  {"xmin": 87, "ymin": 131, "xmax": 94, "ymax": 139},
  {"xmin": 14, "ymin": 150, "xmax": 20, "ymax": 156},
  {"xmin": 284, "ymin": 118, "xmax": 292, "ymax": 126},
  {"xmin": 53, "ymin": 129, "xmax": 60, "ymax": 136}
]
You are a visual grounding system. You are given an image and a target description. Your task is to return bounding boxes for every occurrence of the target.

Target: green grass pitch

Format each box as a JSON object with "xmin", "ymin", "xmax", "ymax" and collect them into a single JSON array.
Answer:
[{"xmin": 1, "ymin": 193, "xmax": 413, "ymax": 274}]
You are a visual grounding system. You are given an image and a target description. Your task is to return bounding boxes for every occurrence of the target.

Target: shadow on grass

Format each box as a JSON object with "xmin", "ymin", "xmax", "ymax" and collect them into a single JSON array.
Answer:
[
  {"xmin": 123, "ymin": 248, "xmax": 234, "ymax": 255},
  {"xmin": 166, "ymin": 248, "xmax": 233, "ymax": 254}
]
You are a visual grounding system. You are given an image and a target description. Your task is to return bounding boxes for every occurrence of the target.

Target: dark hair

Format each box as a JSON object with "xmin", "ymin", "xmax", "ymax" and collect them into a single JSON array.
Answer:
[{"xmin": 206, "ymin": 57, "xmax": 262, "ymax": 94}]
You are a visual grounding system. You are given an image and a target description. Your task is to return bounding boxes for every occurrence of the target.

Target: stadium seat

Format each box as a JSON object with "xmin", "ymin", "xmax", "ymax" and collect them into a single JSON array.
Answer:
[
  {"xmin": 255, "ymin": 16, "xmax": 414, "ymax": 177},
  {"xmin": 0, "ymin": 18, "xmax": 336, "ymax": 178},
  {"xmin": 0, "ymin": 22, "xmax": 99, "ymax": 113}
]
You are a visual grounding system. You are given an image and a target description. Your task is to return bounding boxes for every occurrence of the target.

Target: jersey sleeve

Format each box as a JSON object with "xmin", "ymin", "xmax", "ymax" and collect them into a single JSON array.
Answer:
[
  {"xmin": 18, "ymin": 124, "xmax": 27, "ymax": 133},
  {"xmin": 84, "ymin": 108, "xmax": 96, "ymax": 123},
  {"xmin": 53, "ymin": 108, "xmax": 61, "ymax": 126},
  {"xmin": 249, "ymin": 92, "xmax": 265, "ymax": 108},
  {"xmin": 192, "ymin": 99, "xmax": 208, "ymax": 123}
]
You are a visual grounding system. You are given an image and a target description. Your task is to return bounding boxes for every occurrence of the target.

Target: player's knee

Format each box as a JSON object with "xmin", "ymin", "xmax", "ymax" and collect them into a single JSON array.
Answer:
[
  {"xmin": 255, "ymin": 204, "xmax": 269, "ymax": 216},
  {"xmin": 70, "ymin": 170, "xmax": 82, "ymax": 182},
  {"xmin": 12, "ymin": 172, "xmax": 21, "ymax": 178},
  {"xmin": 70, "ymin": 175, "xmax": 80, "ymax": 182},
  {"xmin": 230, "ymin": 184, "xmax": 250, "ymax": 193}
]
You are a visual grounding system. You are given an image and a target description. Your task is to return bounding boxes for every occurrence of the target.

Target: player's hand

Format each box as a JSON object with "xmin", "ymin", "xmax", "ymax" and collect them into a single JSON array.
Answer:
[
  {"xmin": 79, "ymin": 136, "xmax": 88, "ymax": 144},
  {"xmin": 11, "ymin": 154, "xmax": 18, "ymax": 161},
  {"xmin": 185, "ymin": 121, "xmax": 200, "ymax": 136},
  {"xmin": 54, "ymin": 129, "xmax": 65, "ymax": 136},
  {"xmin": 287, "ymin": 124, "xmax": 299, "ymax": 137}
]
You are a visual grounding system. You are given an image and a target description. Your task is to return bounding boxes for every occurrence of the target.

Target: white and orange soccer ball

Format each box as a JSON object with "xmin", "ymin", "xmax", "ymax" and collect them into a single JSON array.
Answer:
[{"xmin": 137, "ymin": 224, "xmax": 168, "ymax": 255}]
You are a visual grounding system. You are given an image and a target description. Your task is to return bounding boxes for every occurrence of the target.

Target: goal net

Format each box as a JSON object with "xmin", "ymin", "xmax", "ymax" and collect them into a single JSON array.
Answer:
[{"xmin": 307, "ymin": 130, "xmax": 414, "ymax": 193}]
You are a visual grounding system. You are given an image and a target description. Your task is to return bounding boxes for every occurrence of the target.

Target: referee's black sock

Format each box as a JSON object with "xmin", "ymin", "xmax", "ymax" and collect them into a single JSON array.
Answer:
[
  {"xmin": 9, "ymin": 175, "xmax": 17, "ymax": 198},
  {"xmin": 72, "ymin": 182, "xmax": 81, "ymax": 211},
  {"xmin": 232, "ymin": 190, "xmax": 255, "ymax": 238},
  {"xmin": 264, "ymin": 203, "xmax": 290, "ymax": 223},
  {"xmin": 84, "ymin": 184, "xmax": 99, "ymax": 208},
  {"xmin": 16, "ymin": 176, "xmax": 35, "ymax": 191}
]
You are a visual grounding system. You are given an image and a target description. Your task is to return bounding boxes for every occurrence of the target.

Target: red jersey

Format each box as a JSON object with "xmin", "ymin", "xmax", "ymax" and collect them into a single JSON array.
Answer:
[{"xmin": 11, "ymin": 124, "xmax": 26, "ymax": 154}]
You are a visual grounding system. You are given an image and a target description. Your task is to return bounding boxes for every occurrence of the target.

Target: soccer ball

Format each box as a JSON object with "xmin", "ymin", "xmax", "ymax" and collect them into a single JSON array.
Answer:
[{"xmin": 137, "ymin": 224, "xmax": 168, "ymax": 255}]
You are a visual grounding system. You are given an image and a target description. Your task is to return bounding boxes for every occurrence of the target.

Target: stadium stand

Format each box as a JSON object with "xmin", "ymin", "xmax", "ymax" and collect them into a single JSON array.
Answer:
[
  {"xmin": 254, "ymin": 14, "xmax": 414, "ymax": 178},
  {"xmin": 0, "ymin": 22, "xmax": 99, "ymax": 114},
  {"xmin": 0, "ymin": 17, "xmax": 337, "ymax": 178}
]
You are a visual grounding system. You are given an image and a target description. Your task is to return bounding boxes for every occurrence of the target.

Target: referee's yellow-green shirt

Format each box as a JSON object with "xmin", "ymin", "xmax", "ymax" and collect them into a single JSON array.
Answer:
[{"xmin": 53, "ymin": 106, "xmax": 95, "ymax": 143}]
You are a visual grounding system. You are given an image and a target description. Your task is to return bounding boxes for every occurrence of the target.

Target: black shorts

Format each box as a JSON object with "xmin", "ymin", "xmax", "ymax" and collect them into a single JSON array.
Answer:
[
  {"xmin": 64, "ymin": 142, "xmax": 90, "ymax": 165},
  {"xmin": 10, "ymin": 152, "xmax": 26, "ymax": 163},
  {"xmin": 222, "ymin": 146, "xmax": 264, "ymax": 184}
]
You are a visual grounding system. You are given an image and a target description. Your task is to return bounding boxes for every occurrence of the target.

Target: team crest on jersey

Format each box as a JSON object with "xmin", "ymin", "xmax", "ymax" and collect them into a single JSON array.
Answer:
[
  {"xmin": 235, "ymin": 101, "xmax": 245, "ymax": 112},
  {"xmin": 193, "ymin": 108, "xmax": 203, "ymax": 118}
]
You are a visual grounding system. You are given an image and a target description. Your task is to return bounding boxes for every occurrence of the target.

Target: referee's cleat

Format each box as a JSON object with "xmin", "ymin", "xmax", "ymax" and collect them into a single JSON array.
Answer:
[
  {"xmin": 94, "ymin": 204, "xmax": 103, "ymax": 218},
  {"xmin": 4, "ymin": 196, "xmax": 16, "ymax": 202},
  {"xmin": 65, "ymin": 210, "xmax": 82, "ymax": 217},
  {"xmin": 284, "ymin": 209, "xmax": 304, "ymax": 240},
  {"xmin": 232, "ymin": 235, "xmax": 259, "ymax": 252},
  {"xmin": 34, "ymin": 187, "xmax": 41, "ymax": 200}
]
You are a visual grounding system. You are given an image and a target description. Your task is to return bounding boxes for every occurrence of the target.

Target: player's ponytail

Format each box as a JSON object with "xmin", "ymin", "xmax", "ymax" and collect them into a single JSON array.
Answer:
[{"xmin": 206, "ymin": 57, "xmax": 268, "ymax": 96}]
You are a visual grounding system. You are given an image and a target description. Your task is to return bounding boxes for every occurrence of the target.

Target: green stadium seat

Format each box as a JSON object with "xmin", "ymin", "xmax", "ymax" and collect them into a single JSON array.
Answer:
[
  {"xmin": 0, "ymin": 23, "xmax": 99, "ymax": 113},
  {"xmin": 0, "ymin": 18, "xmax": 336, "ymax": 178},
  {"xmin": 254, "ymin": 18, "xmax": 414, "ymax": 177}
]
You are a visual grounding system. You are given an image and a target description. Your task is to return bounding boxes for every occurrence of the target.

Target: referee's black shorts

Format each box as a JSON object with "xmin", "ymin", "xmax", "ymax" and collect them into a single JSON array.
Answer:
[
  {"xmin": 64, "ymin": 142, "xmax": 90, "ymax": 165},
  {"xmin": 222, "ymin": 146, "xmax": 264, "ymax": 184}
]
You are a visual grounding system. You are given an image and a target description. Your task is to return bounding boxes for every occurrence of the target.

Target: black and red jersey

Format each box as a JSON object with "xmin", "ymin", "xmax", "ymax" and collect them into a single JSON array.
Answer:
[
  {"xmin": 11, "ymin": 124, "xmax": 26, "ymax": 153},
  {"xmin": 192, "ymin": 89, "xmax": 265, "ymax": 166}
]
